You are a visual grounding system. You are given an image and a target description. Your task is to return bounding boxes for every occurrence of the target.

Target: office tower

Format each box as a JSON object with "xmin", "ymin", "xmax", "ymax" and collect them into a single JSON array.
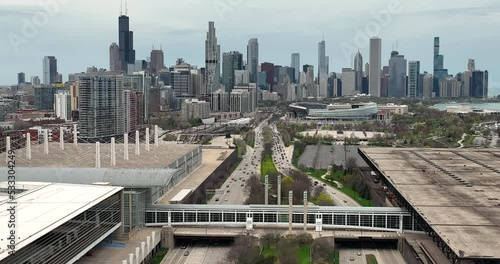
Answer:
[
  {"xmin": 257, "ymin": 72, "xmax": 267, "ymax": 89},
  {"xmin": 158, "ymin": 69, "xmax": 170, "ymax": 85},
  {"xmin": 118, "ymin": 11, "xmax": 136, "ymax": 73},
  {"xmin": 132, "ymin": 60, "xmax": 147, "ymax": 72},
  {"xmin": 278, "ymin": 67, "xmax": 295, "ymax": 84},
  {"xmin": 471, "ymin": 70, "xmax": 488, "ymax": 98},
  {"xmin": 235, "ymin": 70, "xmax": 250, "ymax": 85},
  {"xmin": 468, "ymin": 59, "xmax": 476, "ymax": 72},
  {"xmin": 230, "ymin": 89, "xmax": 250, "ymax": 113},
  {"xmin": 43, "ymin": 56, "xmax": 57, "ymax": 85},
  {"xmin": 463, "ymin": 70, "xmax": 472, "ymax": 98},
  {"xmin": 222, "ymin": 51, "xmax": 243, "ymax": 92},
  {"xmin": 332, "ymin": 77, "xmax": 342, "ymax": 97},
  {"xmin": 35, "ymin": 85, "xmax": 66, "ymax": 110},
  {"xmin": 190, "ymin": 68, "xmax": 204, "ymax": 97},
  {"xmin": 18, "ymin": 72, "xmax": 25, "ymax": 85},
  {"xmin": 418, "ymin": 72, "xmax": 425, "ymax": 98},
  {"xmin": 150, "ymin": 47, "xmax": 164, "ymax": 75},
  {"xmin": 433, "ymin": 37, "xmax": 448, "ymax": 96},
  {"xmin": 303, "ymin": 65, "xmax": 315, "ymax": 85},
  {"xmin": 440, "ymin": 77, "xmax": 462, "ymax": 98},
  {"xmin": 362, "ymin": 77, "xmax": 369, "ymax": 94},
  {"xmin": 381, "ymin": 66, "xmax": 389, "ymax": 97},
  {"xmin": 388, "ymin": 51, "xmax": 407, "ymax": 97},
  {"xmin": 364, "ymin": 63, "xmax": 369, "ymax": 77},
  {"xmin": 291, "ymin": 53, "xmax": 300, "ymax": 83},
  {"xmin": 79, "ymin": 74, "xmax": 125, "ymax": 138},
  {"xmin": 341, "ymin": 68, "xmax": 356, "ymax": 96},
  {"xmin": 369, "ymin": 37, "xmax": 382, "ymax": 97},
  {"xmin": 109, "ymin": 42, "xmax": 120, "ymax": 72},
  {"xmin": 56, "ymin": 73, "xmax": 63, "ymax": 83},
  {"xmin": 408, "ymin": 61, "xmax": 420, "ymax": 98},
  {"xmin": 31, "ymin": 76, "xmax": 41, "ymax": 86},
  {"xmin": 326, "ymin": 56, "xmax": 330, "ymax": 74},
  {"xmin": 318, "ymin": 40, "xmax": 328, "ymax": 97},
  {"xmin": 170, "ymin": 62, "xmax": 193, "ymax": 96},
  {"xmin": 54, "ymin": 91, "xmax": 71, "ymax": 121},
  {"xmin": 234, "ymin": 84, "xmax": 257, "ymax": 112},
  {"xmin": 261, "ymin": 62, "xmax": 275, "ymax": 90},
  {"xmin": 354, "ymin": 51, "xmax": 363, "ymax": 91},
  {"xmin": 205, "ymin": 21, "xmax": 221, "ymax": 94},
  {"xmin": 247, "ymin": 38, "xmax": 259, "ymax": 82},
  {"xmin": 423, "ymin": 73, "xmax": 433, "ymax": 98},
  {"xmin": 123, "ymin": 72, "xmax": 151, "ymax": 123}
]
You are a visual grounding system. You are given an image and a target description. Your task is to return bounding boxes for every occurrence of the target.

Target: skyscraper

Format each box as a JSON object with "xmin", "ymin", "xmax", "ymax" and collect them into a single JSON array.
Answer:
[
  {"xmin": 150, "ymin": 47, "xmax": 164, "ymax": 75},
  {"xmin": 222, "ymin": 51, "xmax": 243, "ymax": 92},
  {"xmin": 261, "ymin": 62, "xmax": 274, "ymax": 90},
  {"xmin": 79, "ymin": 74, "xmax": 125, "ymax": 138},
  {"xmin": 109, "ymin": 42, "xmax": 120, "ymax": 72},
  {"xmin": 467, "ymin": 59, "xmax": 476, "ymax": 72},
  {"xmin": 353, "ymin": 51, "xmax": 363, "ymax": 92},
  {"xmin": 18, "ymin": 72, "xmax": 25, "ymax": 85},
  {"xmin": 471, "ymin": 70, "xmax": 488, "ymax": 98},
  {"xmin": 369, "ymin": 37, "xmax": 382, "ymax": 97},
  {"xmin": 423, "ymin": 73, "xmax": 433, "ymax": 98},
  {"xmin": 205, "ymin": 21, "xmax": 221, "ymax": 94},
  {"xmin": 408, "ymin": 61, "xmax": 420, "ymax": 98},
  {"xmin": 291, "ymin": 53, "xmax": 300, "ymax": 83},
  {"xmin": 118, "ymin": 11, "xmax": 135, "ymax": 73},
  {"xmin": 388, "ymin": 51, "xmax": 407, "ymax": 97},
  {"xmin": 247, "ymin": 38, "xmax": 259, "ymax": 82},
  {"xmin": 433, "ymin": 37, "xmax": 448, "ymax": 96},
  {"xmin": 31, "ymin": 76, "xmax": 41, "ymax": 86},
  {"xmin": 318, "ymin": 40, "xmax": 328, "ymax": 97},
  {"xmin": 43, "ymin": 56, "xmax": 57, "ymax": 85},
  {"xmin": 54, "ymin": 91, "xmax": 71, "ymax": 121}
]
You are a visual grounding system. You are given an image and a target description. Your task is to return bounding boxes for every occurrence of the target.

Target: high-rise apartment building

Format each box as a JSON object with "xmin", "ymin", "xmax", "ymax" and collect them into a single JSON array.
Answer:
[
  {"xmin": 205, "ymin": 21, "xmax": 221, "ymax": 94},
  {"xmin": 43, "ymin": 56, "xmax": 57, "ymax": 85},
  {"xmin": 35, "ymin": 85, "xmax": 65, "ymax": 110},
  {"xmin": 78, "ymin": 74, "xmax": 125, "ymax": 139},
  {"xmin": 408, "ymin": 61, "xmax": 420, "ymax": 98},
  {"xmin": 369, "ymin": 37, "xmax": 382, "ymax": 97},
  {"xmin": 170, "ymin": 63, "xmax": 192, "ymax": 96},
  {"xmin": 222, "ymin": 51, "xmax": 243, "ymax": 92},
  {"xmin": 210, "ymin": 89, "xmax": 229, "ymax": 112},
  {"xmin": 247, "ymin": 38, "xmax": 259, "ymax": 82},
  {"xmin": 423, "ymin": 73, "xmax": 433, "ymax": 98},
  {"xmin": 150, "ymin": 48, "xmax": 164, "ymax": 75},
  {"xmin": 291, "ymin": 53, "xmax": 300, "ymax": 83},
  {"xmin": 54, "ymin": 91, "xmax": 71, "ymax": 121},
  {"xmin": 109, "ymin": 42, "xmax": 120, "ymax": 72},
  {"xmin": 388, "ymin": 51, "xmax": 407, "ymax": 97},
  {"xmin": 119, "ymin": 13, "xmax": 136, "ymax": 73},
  {"xmin": 181, "ymin": 99, "xmax": 210, "ymax": 120},
  {"xmin": 440, "ymin": 77, "xmax": 462, "ymax": 98},
  {"xmin": 354, "ymin": 51, "xmax": 363, "ymax": 92},
  {"xmin": 18, "ymin": 72, "xmax": 25, "ymax": 85}
]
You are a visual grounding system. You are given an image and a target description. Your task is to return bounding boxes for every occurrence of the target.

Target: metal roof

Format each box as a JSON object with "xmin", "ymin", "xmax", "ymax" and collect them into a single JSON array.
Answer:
[{"xmin": 0, "ymin": 167, "xmax": 181, "ymax": 187}]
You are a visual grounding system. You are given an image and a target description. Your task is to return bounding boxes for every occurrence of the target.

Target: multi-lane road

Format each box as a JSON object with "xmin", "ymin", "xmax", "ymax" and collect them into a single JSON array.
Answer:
[
  {"xmin": 161, "ymin": 239, "xmax": 230, "ymax": 264},
  {"xmin": 208, "ymin": 119, "xmax": 268, "ymax": 205},
  {"xmin": 338, "ymin": 242, "xmax": 406, "ymax": 264}
]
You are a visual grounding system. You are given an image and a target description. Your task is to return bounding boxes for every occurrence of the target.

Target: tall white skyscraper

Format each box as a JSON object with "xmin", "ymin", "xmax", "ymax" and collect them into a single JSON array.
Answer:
[
  {"xmin": 54, "ymin": 91, "xmax": 71, "ymax": 121},
  {"xmin": 43, "ymin": 56, "xmax": 57, "ymax": 85},
  {"xmin": 205, "ymin": 21, "xmax": 220, "ymax": 94},
  {"xmin": 369, "ymin": 37, "xmax": 382, "ymax": 97},
  {"xmin": 318, "ymin": 40, "xmax": 327, "ymax": 97},
  {"xmin": 247, "ymin": 38, "xmax": 259, "ymax": 82},
  {"xmin": 291, "ymin": 53, "xmax": 300, "ymax": 83}
]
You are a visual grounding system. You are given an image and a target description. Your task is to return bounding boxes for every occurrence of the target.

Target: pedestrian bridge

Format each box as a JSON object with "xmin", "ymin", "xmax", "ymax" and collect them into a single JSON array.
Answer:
[{"xmin": 145, "ymin": 205, "xmax": 418, "ymax": 233}]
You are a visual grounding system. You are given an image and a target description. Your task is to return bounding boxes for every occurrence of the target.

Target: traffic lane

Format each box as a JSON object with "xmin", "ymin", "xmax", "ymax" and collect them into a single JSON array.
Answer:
[
  {"xmin": 163, "ymin": 239, "xmax": 196, "ymax": 264},
  {"xmin": 339, "ymin": 248, "xmax": 364, "ymax": 264},
  {"xmin": 202, "ymin": 245, "xmax": 231, "ymax": 264},
  {"xmin": 377, "ymin": 248, "xmax": 405, "ymax": 264}
]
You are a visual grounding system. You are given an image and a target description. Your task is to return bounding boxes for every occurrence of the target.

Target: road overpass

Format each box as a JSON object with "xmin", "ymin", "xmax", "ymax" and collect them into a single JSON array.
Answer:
[{"xmin": 145, "ymin": 204, "xmax": 415, "ymax": 233}]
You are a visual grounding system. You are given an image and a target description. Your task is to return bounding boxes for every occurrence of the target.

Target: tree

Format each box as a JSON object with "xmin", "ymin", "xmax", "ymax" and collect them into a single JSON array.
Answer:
[
  {"xmin": 313, "ymin": 191, "xmax": 335, "ymax": 206},
  {"xmin": 345, "ymin": 157, "xmax": 357, "ymax": 173},
  {"xmin": 227, "ymin": 236, "xmax": 261, "ymax": 264},
  {"xmin": 278, "ymin": 239, "xmax": 299, "ymax": 264}
]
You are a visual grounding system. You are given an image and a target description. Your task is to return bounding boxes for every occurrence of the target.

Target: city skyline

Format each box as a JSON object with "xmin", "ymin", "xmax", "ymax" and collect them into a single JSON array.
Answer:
[{"xmin": 2, "ymin": 0, "xmax": 499, "ymax": 94}]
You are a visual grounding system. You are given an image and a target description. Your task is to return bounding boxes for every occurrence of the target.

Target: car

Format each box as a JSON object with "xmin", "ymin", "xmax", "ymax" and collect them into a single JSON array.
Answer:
[
  {"xmin": 226, "ymin": 185, "xmax": 229, "ymax": 188},
  {"xmin": 184, "ymin": 251, "xmax": 190, "ymax": 256},
  {"xmin": 323, "ymin": 183, "xmax": 326, "ymax": 186},
  {"xmin": 181, "ymin": 245, "xmax": 187, "ymax": 249},
  {"xmin": 227, "ymin": 190, "xmax": 230, "ymax": 193},
  {"xmin": 357, "ymin": 251, "xmax": 362, "ymax": 256},
  {"xmin": 241, "ymin": 184, "xmax": 244, "ymax": 186},
  {"xmin": 343, "ymin": 200, "xmax": 347, "ymax": 203},
  {"xmin": 215, "ymin": 198, "xmax": 219, "ymax": 201},
  {"xmin": 349, "ymin": 256, "xmax": 354, "ymax": 261},
  {"xmin": 225, "ymin": 198, "xmax": 228, "ymax": 201}
]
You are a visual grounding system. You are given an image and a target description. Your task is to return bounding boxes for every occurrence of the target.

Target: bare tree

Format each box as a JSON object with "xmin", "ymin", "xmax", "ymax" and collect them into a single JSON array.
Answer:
[
  {"xmin": 278, "ymin": 239, "xmax": 299, "ymax": 264},
  {"xmin": 227, "ymin": 236, "xmax": 261, "ymax": 264},
  {"xmin": 345, "ymin": 157, "xmax": 357, "ymax": 173}
]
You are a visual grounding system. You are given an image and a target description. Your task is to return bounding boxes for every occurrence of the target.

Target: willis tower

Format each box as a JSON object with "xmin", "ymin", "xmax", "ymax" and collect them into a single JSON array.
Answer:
[{"xmin": 119, "ymin": 1, "xmax": 135, "ymax": 73}]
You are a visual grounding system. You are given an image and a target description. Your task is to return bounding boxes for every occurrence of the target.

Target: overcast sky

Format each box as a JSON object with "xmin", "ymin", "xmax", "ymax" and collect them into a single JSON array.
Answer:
[{"xmin": 2, "ymin": 0, "xmax": 499, "ymax": 94}]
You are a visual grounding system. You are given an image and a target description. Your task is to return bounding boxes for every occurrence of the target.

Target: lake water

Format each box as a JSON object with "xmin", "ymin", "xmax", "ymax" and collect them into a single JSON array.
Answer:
[{"xmin": 433, "ymin": 103, "xmax": 500, "ymax": 111}]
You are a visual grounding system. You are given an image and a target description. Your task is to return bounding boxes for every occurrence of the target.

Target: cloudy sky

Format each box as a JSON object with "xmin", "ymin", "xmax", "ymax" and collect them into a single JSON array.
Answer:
[{"xmin": 2, "ymin": 0, "xmax": 499, "ymax": 94}]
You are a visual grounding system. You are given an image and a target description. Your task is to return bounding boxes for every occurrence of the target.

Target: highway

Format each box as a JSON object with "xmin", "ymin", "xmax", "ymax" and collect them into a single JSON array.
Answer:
[
  {"xmin": 338, "ymin": 241, "xmax": 406, "ymax": 264},
  {"xmin": 269, "ymin": 124, "xmax": 360, "ymax": 207},
  {"xmin": 161, "ymin": 239, "xmax": 230, "ymax": 264},
  {"xmin": 208, "ymin": 118, "xmax": 269, "ymax": 205}
]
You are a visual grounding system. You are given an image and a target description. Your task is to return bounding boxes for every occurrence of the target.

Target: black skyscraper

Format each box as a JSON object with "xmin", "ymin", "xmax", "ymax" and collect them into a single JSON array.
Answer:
[{"xmin": 119, "ymin": 15, "xmax": 135, "ymax": 73}]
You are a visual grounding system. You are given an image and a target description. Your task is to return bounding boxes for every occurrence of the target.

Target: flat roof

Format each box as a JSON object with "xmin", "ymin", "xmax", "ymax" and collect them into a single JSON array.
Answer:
[
  {"xmin": 360, "ymin": 148, "xmax": 500, "ymax": 260},
  {"xmin": 0, "ymin": 182, "xmax": 123, "ymax": 260},
  {"xmin": 158, "ymin": 149, "xmax": 235, "ymax": 204},
  {"xmin": 170, "ymin": 189, "xmax": 192, "ymax": 202},
  {"xmin": 14, "ymin": 142, "xmax": 199, "ymax": 169}
]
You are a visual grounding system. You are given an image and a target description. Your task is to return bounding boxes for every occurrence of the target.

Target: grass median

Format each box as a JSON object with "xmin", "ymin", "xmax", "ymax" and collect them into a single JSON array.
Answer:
[{"xmin": 261, "ymin": 154, "xmax": 278, "ymax": 178}]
